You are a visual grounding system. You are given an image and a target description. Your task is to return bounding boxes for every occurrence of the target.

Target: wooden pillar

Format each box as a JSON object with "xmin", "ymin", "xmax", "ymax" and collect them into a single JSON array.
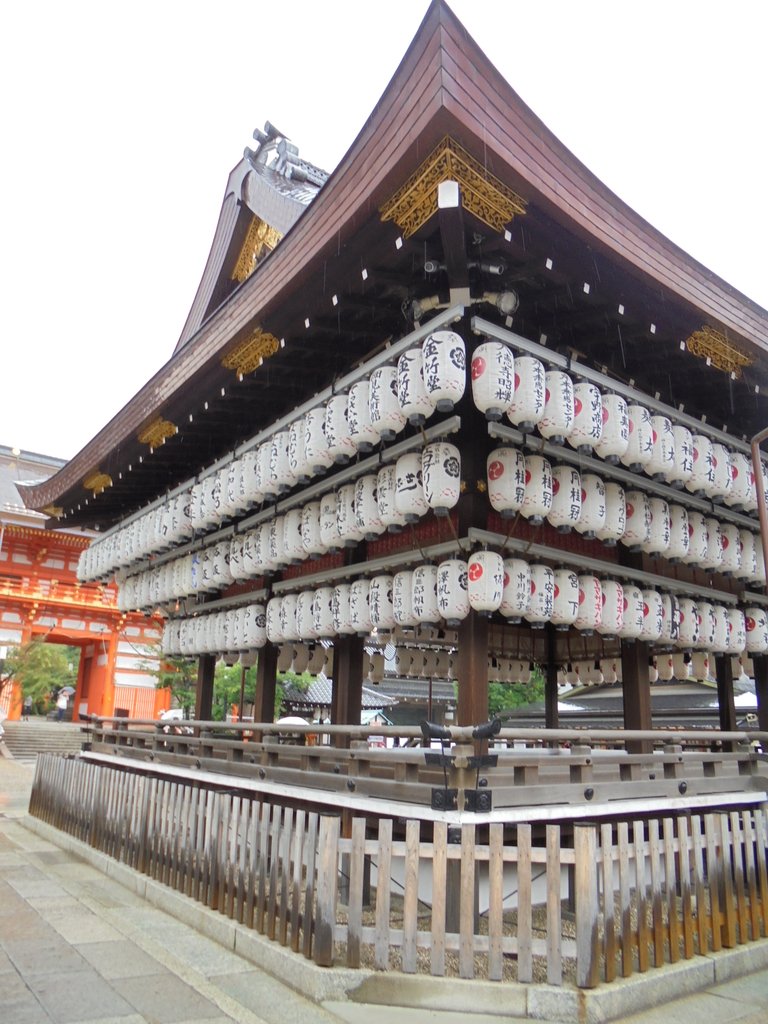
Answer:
[
  {"xmin": 754, "ymin": 656, "xmax": 768, "ymax": 732},
  {"xmin": 456, "ymin": 611, "xmax": 489, "ymax": 727},
  {"xmin": 715, "ymin": 654, "xmax": 738, "ymax": 742},
  {"xmin": 253, "ymin": 643, "xmax": 278, "ymax": 726},
  {"xmin": 621, "ymin": 640, "xmax": 652, "ymax": 754},
  {"xmin": 544, "ymin": 623, "xmax": 559, "ymax": 731},
  {"xmin": 195, "ymin": 653, "xmax": 216, "ymax": 721},
  {"xmin": 332, "ymin": 635, "xmax": 364, "ymax": 748}
]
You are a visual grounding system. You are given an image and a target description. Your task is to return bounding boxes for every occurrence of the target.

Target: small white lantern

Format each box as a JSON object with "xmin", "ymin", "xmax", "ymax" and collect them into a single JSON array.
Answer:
[
  {"xmin": 412, "ymin": 565, "xmax": 440, "ymax": 625},
  {"xmin": 422, "ymin": 442, "xmax": 461, "ymax": 516},
  {"xmin": 279, "ymin": 593, "xmax": 300, "ymax": 642},
  {"xmin": 266, "ymin": 597, "xmax": 284, "ymax": 644},
  {"xmin": 271, "ymin": 429, "xmax": 296, "ymax": 492},
  {"xmin": 324, "ymin": 394, "xmax": 357, "ymax": 464},
  {"xmin": 620, "ymin": 404, "xmax": 653, "ymax": 473},
  {"xmin": 574, "ymin": 473, "xmax": 606, "ymax": 539},
  {"xmin": 640, "ymin": 590, "xmax": 664, "ymax": 642},
  {"xmin": 689, "ymin": 652, "xmax": 713, "ymax": 681},
  {"xmin": 548, "ymin": 465, "xmax": 581, "ymax": 532},
  {"xmin": 291, "ymin": 644, "xmax": 310, "ymax": 673},
  {"xmin": 623, "ymin": 490, "xmax": 651, "ymax": 550},
  {"xmin": 332, "ymin": 583, "xmax": 355, "ymax": 635},
  {"xmin": 701, "ymin": 517, "xmax": 723, "ymax": 571},
  {"xmin": 642, "ymin": 497, "xmax": 671, "ymax": 557},
  {"xmin": 596, "ymin": 482, "xmax": 626, "ymax": 546},
  {"xmin": 369, "ymin": 574, "xmax": 396, "ymax": 630},
  {"xmin": 393, "ymin": 570, "xmax": 418, "ymax": 626},
  {"xmin": 355, "ymin": 474, "xmax": 385, "ymax": 540},
  {"xmin": 467, "ymin": 551, "xmax": 504, "ymax": 614},
  {"xmin": 525, "ymin": 563, "xmax": 555, "ymax": 627},
  {"xmin": 301, "ymin": 501, "xmax": 326, "ymax": 558},
  {"xmin": 696, "ymin": 601, "xmax": 716, "ymax": 650},
  {"xmin": 436, "ymin": 559, "xmax": 470, "ymax": 626},
  {"xmin": 667, "ymin": 505, "xmax": 690, "ymax": 563},
  {"xmin": 350, "ymin": 579, "xmax": 373, "ymax": 635},
  {"xmin": 394, "ymin": 647, "xmax": 414, "ymax": 676},
  {"xmin": 282, "ymin": 508, "xmax": 305, "ymax": 564},
  {"xmin": 216, "ymin": 465, "xmax": 239, "ymax": 522},
  {"xmin": 619, "ymin": 584, "xmax": 645, "ymax": 640},
  {"xmin": 304, "ymin": 406, "xmax": 334, "ymax": 474},
  {"xmin": 745, "ymin": 607, "xmax": 768, "ymax": 654},
  {"xmin": 705, "ymin": 443, "xmax": 732, "ymax": 503},
  {"xmin": 574, "ymin": 575, "xmax": 602, "ymax": 634},
  {"xmin": 672, "ymin": 653, "xmax": 691, "ymax": 679},
  {"xmin": 550, "ymin": 568, "xmax": 579, "ymax": 629},
  {"xmin": 539, "ymin": 370, "xmax": 575, "ymax": 445},
  {"xmin": 312, "ymin": 587, "xmax": 335, "ymax": 638},
  {"xmin": 257, "ymin": 441, "xmax": 279, "ymax": 501},
  {"xmin": 395, "ymin": 451, "xmax": 429, "ymax": 522},
  {"xmin": 683, "ymin": 511, "xmax": 708, "ymax": 567},
  {"xmin": 238, "ymin": 451, "xmax": 263, "ymax": 510},
  {"xmin": 725, "ymin": 452, "xmax": 757, "ymax": 512},
  {"xmin": 347, "ymin": 380, "xmax": 380, "ymax": 452},
  {"xmin": 685, "ymin": 435, "xmax": 714, "ymax": 497},
  {"xmin": 471, "ymin": 341, "xmax": 514, "ymax": 421},
  {"xmin": 657, "ymin": 654, "xmax": 675, "ymax": 681},
  {"xmin": 268, "ymin": 514, "xmax": 288, "ymax": 570},
  {"xmin": 500, "ymin": 558, "xmax": 531, "ymax": 622},
  {"xmin": 659, "ymin": 594, "xmax": 680, "ymax": 645},
  {"xmin": 521, "ymin": 455, "xmax": 553, "ymax": 525},
  {"xmin": 711, "ymin": 604, "xmax": 730, "ymax": 654},
  {"xmin": 397, "ymin": 347, "xmax": 436, "ymax": 426},
  {"xmin": 288, "ymin": 418, "xmax": 311, "ymax": 485},
  {"xmin": 277, "ymin": 644, "xmax": 293, "ymax": 672},
  {"xmin": 228, "ymin": 535, "xmax": 247, "ymax": 581},
  {"xmin": 647, "ymin": 415, "xmax": 675, "ymax": 480},
  {"xmin": 597, "ymin": 580, "xmax": 624, "ymax": 637},
  {"xmin": 337, "ymin": 483, "xmax": 366, "ymax": 547},
  {"xmin": 508, "ymin": 355, "xmax": 546, "ymax": 431},
  {"xmin": 422, "ymin": 329, "xmax": 466, "ymax": 412},
  {"xmin": 665, "ymin": 425, "xmax": 694, "ymax": 489},
  {"xmin": 320, "ymin": 491, "xmax": 342, "ymax": 552},
  {"xmin": 297, "ymin": 590, "xmax": 317, "ymax": 641},
  {"xmin": 369, "ymin": 365, "xmax": 407, "ymax": 441},
  {"xmin": 735, "ymin": 529, "xmax": 758, "ymax": 582},
  {"xmin": 487, "ymin": 447, "xmax": 526, "ymax": 518},
  {"xmin": 676, "ymin": 598, "xmax": 700, "ymax": 649},
  {"xmin": 569, "ymin": 381, "xmax": 603, "ymax": 454},
  {"xmin": 594, "ymin": 393, "xmax": 629, "ymax": 464},
  {"xmin": 726, "ymin": 607, "xmax": 746, "ymax": 654},
  {"xmin": 377, "ymin": 464, "xmax": 407, "ymax": 532}
]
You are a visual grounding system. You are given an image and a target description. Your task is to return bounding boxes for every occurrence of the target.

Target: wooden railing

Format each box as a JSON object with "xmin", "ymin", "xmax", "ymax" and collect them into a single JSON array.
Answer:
[
  {"xmin": 84, "ymin": 716, "xmax": 768, "ymax": 818},
  {"xmin": 29, "ymin": 752, "xmax": 768, "ymax": 988}
]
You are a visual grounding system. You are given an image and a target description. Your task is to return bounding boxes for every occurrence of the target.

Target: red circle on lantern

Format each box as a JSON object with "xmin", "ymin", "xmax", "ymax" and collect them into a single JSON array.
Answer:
[
  {"xmin": 488, "ymin": 460, "xmax": 504, "ymax": 480},
  {"xmin": 693, "ymin": 447, "xmax": 699, "ymax": 462},
  {"xmin": 602, "ymin": 405, "xmax": 609, "ymax": 424},
  {"xmin": 626, "ymin": 502, "xmax": 634, "ymax": 518},
  {"xmin": 530, "ymin": 580, "xmax": 536, "ymax": 595},
  {"xmin": 468, "ymin": 562, "xmax": 483, "ymax": 582},
  {"xmin": 652, "ymin": 430, "xmax": 658, "ymax": 444},
  {"xmin": 503, "ymin": 572, "xmax": 510, "ymax": 587},
  {"xmin": 544, "ymin": 388, "xmax": 551, "ymax": 404},
  {"xmin": 722, "ymin": 535, "xmax": 730, "ymax": 550},
  {"xmin": 746, "ymin": 617, "xmax": 756, "ymax": 632},
  {"xmin": 471, "ymin": 356, "xmax": 486, "ymax": 381},
  {"xmin": 643, "ymin": 603, "xmax": 649, "ymax": 617},
  {"xmin": 553, "ymin": 584, "xmax": 560, "ymax": 599},
  {"xmin": 578, "ymin": 588, "xmax": 585, "ymax": 605},
  {"xmin": 524, "ymin": 469, "xmax": 531, "ymax": 485},
  {"xmin": 622, "ymin": 597, "xmax": 628, "ymax": 612},
  {"xmin": 552, "ymin": 477, "xmax": 560, "ymax": 495},
  {"xmin": 628, "ymin": 418, "xmax": 634, "ymax": 434},
  {"xmin": 731, "ymin": 464, "xmax": 738, "ymax": 480},
  {"xmin": 574, "ymin": 397, "xmax": 583, "ymax": 417},
  {"xmin": 514, "ymin": 372, "xmax": 520, "ymax": 391}
]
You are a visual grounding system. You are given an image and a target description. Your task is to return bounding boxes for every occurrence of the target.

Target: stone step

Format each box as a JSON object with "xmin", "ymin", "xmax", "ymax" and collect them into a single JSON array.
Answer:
[{"xmin": 2, "ymin": 721, "xmax": 85, "ymax": 758}]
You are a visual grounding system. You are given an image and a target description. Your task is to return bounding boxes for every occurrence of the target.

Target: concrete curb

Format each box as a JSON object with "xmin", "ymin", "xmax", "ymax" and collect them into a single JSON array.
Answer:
[{"xmin": 20, "ymin": 814, "xmax": 768, "ymax": 1023}]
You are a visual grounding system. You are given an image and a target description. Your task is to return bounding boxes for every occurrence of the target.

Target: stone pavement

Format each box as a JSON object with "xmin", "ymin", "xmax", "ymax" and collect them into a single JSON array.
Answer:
[{"xmin": 2, "ymin": 757, "xmax": 768, "ymax": 1024}]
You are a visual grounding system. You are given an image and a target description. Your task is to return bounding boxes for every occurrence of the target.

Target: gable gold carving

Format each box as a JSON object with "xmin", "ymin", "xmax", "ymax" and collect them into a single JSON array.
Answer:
[
  {"xmin": 685, "ymin": 326, "xmax": 752, "ymax": 377},
  {"xmin": 221, "ymin": 328, "xmax": 280, "ymax": 376},
  {"xmin": 137, "ymin": 417, "xmax": 178, "ymax": 448},
  {"xmin": 42, "ymin": 504, "xmax": 63, "ymax": 519},
  {"xmin": 380, "ymin": 136, "xmax": 527, "ymax": 238},
  {"xmin": 83, "ymin": 471, "xmax": 113, "ymax": 494},
  {"xmin": 231, "ymin": 216, "xmax": 283, "ymax": 283}
]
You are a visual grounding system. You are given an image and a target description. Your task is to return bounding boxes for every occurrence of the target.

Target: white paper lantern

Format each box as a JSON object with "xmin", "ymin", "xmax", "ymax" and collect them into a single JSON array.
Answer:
[
  {"xmin": 521, "ymin": 455, "xmax": 553, "ymax": 525},
  {"xmin": 422, "ymin": 329, "xmax": 466, "ymax": 412},
  {"xmin": 656, "ymin": 653, "xmax": 675, "ymax": 681},
  {"xmin": 548, "ymin": 465, "xmax": 581, "ymax": 532},
  {"xmin": 347, "ymin": 380, "xmax": 380, "ymax": 452},
  {"xmin": 377, "ymin": 464, "xmax": 407, "ymax": 532},
  {"xmin": 735, "ymin": 530, "xmax": 758, "ymax": 582},
  {"xmin": 642, "ymin": 497, "xmax": 671, "ymax": 557},
  {"xmin": 296, "ymin": 590, "xmax": 317, "ymax": 641},
  {"xmin": 671, "ymin": 653, "xmax": 690, "ymax": 679},
  {"xmin": 202, "ymin": 473, "xmax": 222, "ymax": 528},
  {"xmin": 640, "ymin": 590, "xmax": 664, "ymax": 642},
  {"xmin": 325, "ymin": 394, "xmax": 357, "ymax": 464},
  {"xmin": 272, "ymin": 430, "xmax": 296, "ymax": 492},
  {"xmin": 725, "ymin": 452, "xmax": 757, "ymax": 512},
  {"xmin": 320, "ymin": 491, "xmax": 342, "ymax": 552},
  {"xmin": 620, "ymin": 584, "xmax": 645, "ymax": 640},
  {"xmin": 422, "ymin": 443, "xmax": 461, "ymax": 516},
  {"xmin": 659, "ymin": 594, "xmax": 680, "ymax": 646},
  {"xmin": 569, "ymin": 382, "xmax": 603, "ymax": 453},
  {"xmin": 369, "ymin": 365, "xmax": 407, "ymax": 441},
  {"xmin": 395, "ymin": 452, "xmax": 429, "ymax": 522},
  {"xmin": 266, "ymin": 597, "xmax": 283, "ymax": 644},
  {"xmin": 623, "ymin": 491, "xmax": 651, "ymax": 550},
  {"xmin": 574, "ymin": 575, "xmax": 602, "ymax": 634},
  {"xmin": 539, "ymin": 370, "xmax": 575, "ymax": 445},
  {"xmin": 288, "ymin": 418, "xmax": 311, "ymax": 485},
  {"xmin": 256, "ymin": 441, "xmax": 278, "ymax": 502},
  {"xmin": 487, "ymin": 447, "xmax": 526, "ymax": 518},
  {"xmin": 332, "ymin": 583, "xmax": 355, "ymax": 635},
  {"xmin": 575, "ymin": 473, "xmax": 606, "ymax": 539},
  {"xmin": 209, "ymin": 541, "xmax": 233, "ymax": 590},
  {"xmin": 471, "ymin": 341, "xmax": 514, "ymax": 420},
  {"xmin": 268, "ymin": 515, "xmax": 288, "ymax": 570},
  {"xmin": 664, "ymin": 425, "xmax": 694, "ymax": 488},
  {"xmin": 508, "ymin": 355, "xmax": 545, "ymax": 431},
  {"xmin": 667, "ymin": 505, "xmax": 690, "ymax": 563},
  {"xmin": 525, "ymin": 564, "xmax": 555, "ymax": 627},
  {"xmin": 705, "ymin": 443, "xmax": 732, "ymax": 503},
  {"xmin": 702, "ymin": 517, "xmax": 723, "ymax": 571},
  {"xmin": 711, "ymin": 604, "xmax": 730, "ymax": 654},
  {"xmin": 620, "ymin": 404, "xmax": 653, "ymax": 473},
  {"xmin": 369, "ymin": 575, "xmax": 396, "ymax": 631},
  {"xmin": 755, "ymin": 542, "xmax": 767, "ymax": 586},
  {"xmin": 550, "ymin": 569, "xmax": 579, "ymax": 629},
  {"xmin": 394, "ymin": 647, "xmax": 414, "ymax": 677},
  {"xmin": 304, "ymin": 406, "xmax": 334, "ymax": 474},
  {"xmin": 436, "ymin": 559, "xmax": 470, "ymax": 626},
  {"xmin": 301, "ymin": 501, "xmax": 326, "ymax": 558},
  {"xmin": 597, "ymin": 579, "xmax": 624, "ymax": 637},
  {"xmin": 676, "ymin": 598, "xmax": 700, "ymax": 649},
  {"xmin": 745, "ymin": 607, "xmax": 768, "ymax": 654},
  {"xmin": 594, "ymin": 393, "xmax": 629, "ymax": 463},
  {"xmin": 393, "ymin": 570, "xmax": 418, "ymax": 626},
  {"xmin": 238, "ymin": 451, "xmax": 264, "ymax": 510},
  {"xmin": 228, "ymin": 536, "xmax": 247, "ymax": 582},
  {"xmin": 312, "ymin": 587, "xmax": 335, "ymax": 638},
  {"xmin": 726, "ymin": 607, "xmax": 746, "ymax": 654},
  {"xmin": 397, "ymin": 348, "xmax": 436, "ymax": 426},
  {"xmin": 500, "ymin": 558, "xmax": 531, "ymax": 622},
  {"xmin": 412, "ymin": 565, "xmax": 440, "ymax": 625},
  {"xmin": 467, "ymin": 551, "xmax": 504, "ymax": 614},
  {"xmin": 647, "ymin": 416, "xmax": 675, "ymax": 480},
  {"xmin": 279, "ymin": 593, "xmax": 300, "ymax": 642},
  {"xmin": 282, "ymin": 508, "xmax": 305, "ymax": 564},
  {"xmin": 276, "ymin": 644, "xmax": 293, "ymax": 673},
  {"xmin": 355, "ymin": 474, "xmax": 385, "ymax": 540},
  {"xmin": 597, "ymin": 482, "xmax": 626, "ymax": 546},
  {"xmin": 683, "ymin": 512, "xmax": 708, "ymax": 567},
  {"xmin": 599, "ymin": 659, "xmax": 619, "ymax": 684},
  {"xmin": 337, "ymin": 483, "xmax": 366, "ymax": 547},
  {"xmin": 685, "ymin": 435, "xmax": 714, "ymax": 496},
  {"xmin": 349, "ymin": 579, "xmax": 373, "ymax": 635},
  {"xmin": 689, "ymin": 652, "xmax": 713, "ymax": 681}
]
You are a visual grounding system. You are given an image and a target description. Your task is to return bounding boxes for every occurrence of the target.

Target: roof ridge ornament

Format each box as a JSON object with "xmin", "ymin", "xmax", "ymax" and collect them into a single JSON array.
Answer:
[
  {"xmin": 685, "ymin": 325, "xmax": 752, "ymax": 377},
  {"xmin": 380, "ymin": 136, "xmax": 527, "ymax": 238}
]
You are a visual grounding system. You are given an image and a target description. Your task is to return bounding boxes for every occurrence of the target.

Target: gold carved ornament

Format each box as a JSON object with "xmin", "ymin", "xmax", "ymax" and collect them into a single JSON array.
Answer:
[
  {"xmin": 137, "ymin": 417, "xmax": 178, "ymax": 449},
  {"xmin": 42, "ymin": 505, "xmax": 63, "ymax": 519},
  {"xmin": 221, "ymin": 328, "xmax": 280, "ymax": 376},
  {"xmin": 685, "ymin": 326, "xmax": 753, "ymax": 378},
  {"xmin": 231, "ymin": 216, "xmax": 283, "ymax": 283},
  {"xmin": 380, "ymin": 136, "xmax": 527, "ymax": 238},
  {"xmin": 82, "ymin": 471, "xmax": 113, "ymax": 495}
]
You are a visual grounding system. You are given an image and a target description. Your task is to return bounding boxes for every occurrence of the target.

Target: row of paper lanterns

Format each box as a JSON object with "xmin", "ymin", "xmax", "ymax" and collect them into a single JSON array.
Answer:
[
  {"xmin": 79, "ymin": 329, "xmax": 467, "ymax": 583},
  {"xmin": 487, "ymin": 447, "xmax": 766, "ymax": 583},
  {"xmin": 556, "ymin": 652, "xmax": 754, "ymax": 686},
  {"xmin": 472, "ymin": 342, "xmax": 765, "ymax": 510}
]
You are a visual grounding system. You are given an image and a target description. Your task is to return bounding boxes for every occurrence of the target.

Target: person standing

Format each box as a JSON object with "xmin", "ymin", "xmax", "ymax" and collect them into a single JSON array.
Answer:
[
  {"xmin": 55, "ymin": 691, "xmax": 68, "ymax": 722},
  {"xmin": 22, "ymin": 695, "xmax": 33, "ymax": 721}
]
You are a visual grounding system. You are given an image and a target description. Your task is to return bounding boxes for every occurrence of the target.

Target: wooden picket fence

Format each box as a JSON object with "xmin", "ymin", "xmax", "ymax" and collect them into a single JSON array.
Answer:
[{"xmin": 29, "ymin": 754, "xmax": 768, "ymax": 988}]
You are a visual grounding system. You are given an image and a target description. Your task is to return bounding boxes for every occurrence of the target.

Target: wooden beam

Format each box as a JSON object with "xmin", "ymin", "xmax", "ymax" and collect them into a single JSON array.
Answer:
[
  {"xmin": 195, "ymin": 654, "xmax": 216, "ymax": 720},
  {"xmin": 754, "ymin": 656, "xmax": 768, "ymax": 732},
  {"xmin": 621, "ymin": 640, "xmax": 652, "ymax": 754},
  {"xmin": 715, "ymin": 655, "xmax": 738, "ymax": 744},
  {"xmin": 332, "ymin": 635, "xmax": 365, "ymax": 748},
  {"xmin": 545, "ymin": 624, "xmax": 559, "ymax": 731},
  {"xmin": 254, "ymin": 643, "xmax": 278, "ymax": 731}
]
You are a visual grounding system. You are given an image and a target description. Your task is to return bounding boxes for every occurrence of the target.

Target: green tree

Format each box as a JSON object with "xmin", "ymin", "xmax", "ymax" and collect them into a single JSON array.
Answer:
[
  {"xmin": 153, "ymin": 653, "xmax": 197, "ymax": 717},
  {"xmin": 212, "ymin": 663, "xmax": 314, "ymax": 722},
  {"xmin": 1, "ymin": 641, "xmax": 79, "ymax": 713},
  {"xmin": 487, "ymin": 667, "xmax": 546, "ymax": 717}
]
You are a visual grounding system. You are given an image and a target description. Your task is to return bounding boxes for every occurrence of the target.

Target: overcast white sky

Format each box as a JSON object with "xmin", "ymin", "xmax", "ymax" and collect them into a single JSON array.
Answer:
[{"xmin": 2, "ymin": 1, "xmax": 766, "ymax": 462}]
